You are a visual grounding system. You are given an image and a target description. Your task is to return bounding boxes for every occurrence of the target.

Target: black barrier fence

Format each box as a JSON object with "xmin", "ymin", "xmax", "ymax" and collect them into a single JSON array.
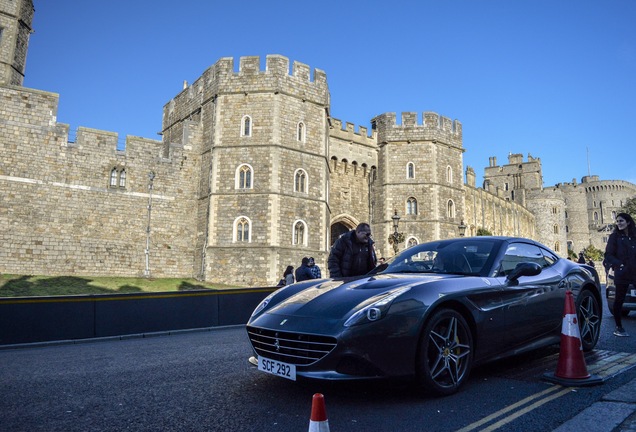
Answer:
[{"xmin": 0, "ymin": 288, "xmax": 276, "ymax": 346}]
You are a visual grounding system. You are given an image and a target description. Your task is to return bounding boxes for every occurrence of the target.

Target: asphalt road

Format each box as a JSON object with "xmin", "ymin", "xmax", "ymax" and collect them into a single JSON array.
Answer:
[{"xmin": 1, "ymin": 303, "xmax": 635, "ymax": 431}]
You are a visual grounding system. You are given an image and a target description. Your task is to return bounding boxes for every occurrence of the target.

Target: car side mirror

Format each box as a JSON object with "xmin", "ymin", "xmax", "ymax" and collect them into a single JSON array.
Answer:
[{"xmin": 506, "ymin": 262, "xmax": 542, "ymax": 283}]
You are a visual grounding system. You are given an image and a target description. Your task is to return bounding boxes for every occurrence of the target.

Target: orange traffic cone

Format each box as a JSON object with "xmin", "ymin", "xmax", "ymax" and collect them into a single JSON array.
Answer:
[
  {"xmin": 308, "ymin": 393, "xmax": 330, "ymax": 432},
  {"xmin": 543, "ymin": 290, "xmax": 602, "ymax": 386}
]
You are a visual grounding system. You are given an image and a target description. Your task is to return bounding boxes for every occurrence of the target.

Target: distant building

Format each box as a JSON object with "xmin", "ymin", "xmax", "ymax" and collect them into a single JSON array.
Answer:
[{"xmin": 1, "ymin": 1, "xmax": 635, "ymax": 286}]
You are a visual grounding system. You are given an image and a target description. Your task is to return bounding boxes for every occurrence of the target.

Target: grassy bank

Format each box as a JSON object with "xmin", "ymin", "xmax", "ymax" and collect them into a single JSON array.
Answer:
[{"xmin": 0, "ymin": 274, "xmax": 243, "ymax": 297}]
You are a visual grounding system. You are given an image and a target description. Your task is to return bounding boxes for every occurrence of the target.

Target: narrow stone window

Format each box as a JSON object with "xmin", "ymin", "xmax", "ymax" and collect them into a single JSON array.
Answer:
[
  {"xmin": 446, "ymin": 166, "xmax": 453, "ymax": 183},
  {"xmin": 294, "ymin": 169, "xmax": 307, "ymax": 193},
  {"xmin": 447, "ymin": 200, "xmax": 455, "ymax": 218},
  {"xmin": 297, "ymin": 122, "xmax": 305, "ymax": 142},
  {"xmin": 119, "ymin": 169, "xmax": 126, "ymax": 188},
  {"xmin": 236, "ymin": 164, "xmax": 253, "ymax": 189},
  {"xmin": 241, "ymin": 115, "xmax": 252, "ymax": 137},
  {"xmin": 235, "ymin": 217, "xmax": 251, "ymax": 242},
  {"xmin": 407, "ymin": 162, "xmax": 415, "ymax": 179},
  {"xmin": 407, "ymin": 197, "xmax": 418, "ymax": 215},
  {"xmin": 293, "ymin": 220, "xmax": 307, "ymax": 245},
  {"xmin": 553, "ymin": 224, "xmax": 559, "ymax": 234},
  {"xmin": 110, "ymin": 168, "xmax": 118, "ymax": 187}
]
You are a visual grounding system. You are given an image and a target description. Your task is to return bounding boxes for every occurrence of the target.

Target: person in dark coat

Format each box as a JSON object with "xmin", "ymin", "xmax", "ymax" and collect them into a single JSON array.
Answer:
[
  {"xmin": 577, "ymin": 252, "xmax": 586, "ymax": 264},
  {"xmin": 295, "ymin": 257, "xmax": 315, "ymax": 282},
  {"xmin": 327, "ymin": 223, "xmax": 377, "ymax": 277},
  {"xmin": 604, "ymin": 212, "xmax": 636, "ymax": 337}
]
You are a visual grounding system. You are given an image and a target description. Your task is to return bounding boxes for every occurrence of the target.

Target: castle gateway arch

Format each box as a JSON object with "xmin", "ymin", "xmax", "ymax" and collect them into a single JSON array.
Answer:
[{"xmin": 330, "ymin": 214, "xmax": 359, "ymax": 246}]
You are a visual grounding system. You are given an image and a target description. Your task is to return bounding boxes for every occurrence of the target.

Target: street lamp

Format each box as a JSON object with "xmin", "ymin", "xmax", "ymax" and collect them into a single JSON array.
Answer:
[
  {"xmin": 458, "ymin": 220, "xmax": 467, "ymax": 237},
  {"xmin": 391, "ymin": 210, "xmax": 401, "ymax": 254},
  {"xmin": 144, "ymin": 171, "xmax": 156, "ymax": 278}
]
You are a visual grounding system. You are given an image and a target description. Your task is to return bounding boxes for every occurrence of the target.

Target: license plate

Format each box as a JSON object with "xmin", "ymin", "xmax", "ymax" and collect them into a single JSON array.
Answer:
[{"xmin": 258, "ymin": 356, "xmax": 296, "ymax": 381}]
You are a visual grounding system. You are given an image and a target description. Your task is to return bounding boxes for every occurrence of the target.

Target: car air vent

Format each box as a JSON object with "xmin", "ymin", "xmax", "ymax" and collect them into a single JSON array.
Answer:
[{"xmin": 246, "ymin": 326, "xmax": 337, "ymax": 366}]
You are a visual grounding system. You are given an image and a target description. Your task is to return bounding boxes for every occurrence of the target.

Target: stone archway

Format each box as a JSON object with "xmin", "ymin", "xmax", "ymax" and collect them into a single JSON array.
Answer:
[{"xmin": 329, "ymin": 214, "xmax": 358, "ymax": 246}]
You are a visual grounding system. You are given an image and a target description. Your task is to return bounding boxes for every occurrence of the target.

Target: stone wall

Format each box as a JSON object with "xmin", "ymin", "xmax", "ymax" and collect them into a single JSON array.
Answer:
[{"xmin": 0, "ymin": 85, "xmax": 199, "ymax": 277}]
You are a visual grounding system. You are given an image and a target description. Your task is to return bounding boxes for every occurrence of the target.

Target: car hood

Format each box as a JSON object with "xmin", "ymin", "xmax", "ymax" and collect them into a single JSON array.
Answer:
[{"xmin": 265, "ymin": 273, "xmax": 451, "ymax": 320}]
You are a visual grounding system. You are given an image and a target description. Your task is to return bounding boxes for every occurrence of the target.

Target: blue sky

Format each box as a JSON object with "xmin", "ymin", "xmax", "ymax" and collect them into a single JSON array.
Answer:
[{"xmin": 25, "ymin": 0, "xmax": 636, "ymax": 187}]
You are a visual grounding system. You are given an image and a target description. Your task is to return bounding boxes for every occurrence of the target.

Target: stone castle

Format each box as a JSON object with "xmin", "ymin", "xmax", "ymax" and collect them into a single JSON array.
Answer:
[{"xmin": 2, "ymin": 0, "xmax": 635, "ymax": 286}]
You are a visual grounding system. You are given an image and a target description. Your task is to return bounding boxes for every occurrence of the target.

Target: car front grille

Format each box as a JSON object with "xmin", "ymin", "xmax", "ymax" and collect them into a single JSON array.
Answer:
[{"xmin": 246, "ymin": 326, "xmax": 337, "ymax": 366}]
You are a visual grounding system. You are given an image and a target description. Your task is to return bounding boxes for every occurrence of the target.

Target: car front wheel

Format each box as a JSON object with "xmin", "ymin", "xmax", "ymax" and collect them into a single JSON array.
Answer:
[
  {"xmin": 577, "ymin": 289, "xmax": 601, "ymax": 351},
  {"xmin": 417, "ymin": 309, "xmax": 473, "ymax": 396}
]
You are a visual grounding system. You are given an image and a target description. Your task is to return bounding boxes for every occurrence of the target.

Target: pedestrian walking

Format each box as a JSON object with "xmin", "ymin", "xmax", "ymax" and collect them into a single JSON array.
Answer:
[{"xmin": 604, "ymin": 212, "xmax": 636, "ymax": 337}]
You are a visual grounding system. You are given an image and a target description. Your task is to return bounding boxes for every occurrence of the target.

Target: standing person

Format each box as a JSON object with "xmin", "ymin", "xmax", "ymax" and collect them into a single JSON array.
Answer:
[
  {"xmin": 283, "ymin": 265, "xmax": 295, "ymax": 285},
  {"xmin": 604, "ymin": 212, "xmax": 636, "ymax": 337},
  {"xmin": 308, "ymin": 257, "xmax": 321, "ymax": 279},
  {"xmin": 295, "ymin": 257, "xmax": 315, "ymax": 282},
  {"xmin": 328, "ymin": 223, "xmax": 377, "ymax": 277},
  {"xmin": 578, "ymin": 252, "xmax": 586, "ymax": 264}
]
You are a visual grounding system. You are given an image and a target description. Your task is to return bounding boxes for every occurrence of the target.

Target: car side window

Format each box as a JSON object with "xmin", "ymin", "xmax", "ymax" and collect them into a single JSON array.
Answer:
[
  {"xmin": 500, "ymin": 243, "xmax": 549, "ymax": 276},
  {"xmin": 540, "ymin": 248, "xmax": 559, "ymax": 266}
]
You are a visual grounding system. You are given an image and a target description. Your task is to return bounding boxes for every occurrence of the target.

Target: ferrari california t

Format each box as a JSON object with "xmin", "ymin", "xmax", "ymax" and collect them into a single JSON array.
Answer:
[{"xmin": 246, "ymin": 237, "xmax": 602, "ymax": 395}]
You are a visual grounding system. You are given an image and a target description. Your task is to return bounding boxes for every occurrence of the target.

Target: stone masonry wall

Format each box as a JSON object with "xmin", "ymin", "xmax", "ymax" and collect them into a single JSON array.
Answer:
[{"xmin": 0, "ymin": 85, "xmax": 199, "ymax": 277}]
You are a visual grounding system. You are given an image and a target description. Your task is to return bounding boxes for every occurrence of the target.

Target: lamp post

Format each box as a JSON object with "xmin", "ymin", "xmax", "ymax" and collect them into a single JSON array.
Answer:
[
  {"xmin": 458, "ymin": 220, "xmax": 467, "ymax": 237},
  {"xmin": 391, "ymin": 210, "xmax": 401, "ymax": 254},
  {"xmin": 144, "ymin": 171, "xmax": 155, "ymax": 278}
]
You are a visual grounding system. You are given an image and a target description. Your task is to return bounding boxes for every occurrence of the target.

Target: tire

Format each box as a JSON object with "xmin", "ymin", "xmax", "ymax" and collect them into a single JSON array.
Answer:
[
  {"xmin": 417, "ymin": 309, "xmax": 473, "ymax": 396},
  {"xmin": 576, "ymin": 290, "xmax": 601, "ymax": 352}
]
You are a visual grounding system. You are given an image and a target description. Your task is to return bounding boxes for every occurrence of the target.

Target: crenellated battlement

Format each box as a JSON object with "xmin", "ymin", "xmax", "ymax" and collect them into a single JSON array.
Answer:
[
  {"xmin": 371, "ymin": 112, "xmax": 462, "ymax": 148},
  {"xmin": 164, "ymin": 54, "xmax": 330, "ymax": 133},
  {"xmin": 330, "ymin": 118, "xmax": 377, "ymax": 142},
  {"xmin": 204, "ymin": 55, "xmax": 328, "ymax": 84}
]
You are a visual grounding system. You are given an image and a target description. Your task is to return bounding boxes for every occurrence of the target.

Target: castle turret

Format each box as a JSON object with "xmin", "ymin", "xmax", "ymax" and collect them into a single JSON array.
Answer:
[
  {"xmin": 371, "ymin": 111, "xmax": 464, "ymax": 253},
  {"xmin": 0, "ymin": 0, "xmax": 34, "ymax": 86}
]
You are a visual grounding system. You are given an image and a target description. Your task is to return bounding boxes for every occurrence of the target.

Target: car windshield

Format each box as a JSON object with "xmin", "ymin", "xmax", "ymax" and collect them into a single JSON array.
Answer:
[{"xmin": 371, "ymin": 239, "xmax": 501, "ymax": 276}]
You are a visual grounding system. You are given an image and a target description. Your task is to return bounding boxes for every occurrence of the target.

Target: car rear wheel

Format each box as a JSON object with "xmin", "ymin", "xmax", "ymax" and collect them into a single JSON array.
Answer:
[
  {"xmin": 417, "ymin": 309, "xmax": 473, "ymax": 396},
  {"xmin": 576, "ymin": 289, "xmax": 601, "ymax": 351}
]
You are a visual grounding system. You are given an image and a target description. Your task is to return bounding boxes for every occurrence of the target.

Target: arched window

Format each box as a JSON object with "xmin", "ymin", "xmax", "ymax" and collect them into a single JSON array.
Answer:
[
  {"xmin": 446, "ymin": 166, "xmax": 453, "ymax": 183},
  {"xmin": 594, "ymin": 211, "xmax": 599, "ymax": 222},
  {"xmin": 294, "ymin": 169, "xmax": 308, "ymax": 193},
  {"xmin": 406, "ymin": 197, "xmax": 418, "ymax": 215},
  {"xmin": 234, "ymin": 216, "xmax": 251, "ymax": 242},
  {"xmin": 119, "ymin": 169, "xmax": 126, "ymax": 188},
  {"xmin": 553, "ymin": 224, "xmax": 559, "ymax": 234},
  {"xmin": 293, "ymin": 220, "xmax": 307, "ymax": 246},
  {"xmin": 447, "ymin": 200, "xmax": 456, "ymax": 218},
  {"xmin": 407, "ymin": 237, "xmax": 419, "ymax": 248},
  {"xmin": 407, "ymin": 162, "xmax": 415, "ymax": 179},
  {"xmin": 554, "ymin": 242, "xmax": 560, "ymax": 252},
  {"xmin": 110, "ymin": 168, "xmax": 118, "ymax": 187},
  {"xmin": 236, "ymin": 164, "xmax": 253, "ymax": 189},
  {"xmin": 241, "ymin": 115, "xmax": 252, "ymax": 137},
  {"xmin": 297, "ymin": 122, "xmax": 305, "ymax": 142}
]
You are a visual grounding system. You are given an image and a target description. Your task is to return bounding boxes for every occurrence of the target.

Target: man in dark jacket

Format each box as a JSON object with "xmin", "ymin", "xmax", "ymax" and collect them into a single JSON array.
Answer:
[
  {"xmin": 328, "ymin": 223, "xmax": 377, "ymax": 277},
  {"xmin": 295, "ymin": 257, "xmax": 315, "ymax": 282}
]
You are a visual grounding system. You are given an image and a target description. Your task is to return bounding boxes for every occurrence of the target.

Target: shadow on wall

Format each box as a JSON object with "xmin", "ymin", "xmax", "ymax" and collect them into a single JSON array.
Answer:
[{"xmin": 0, "ymin": 275, "xmax": 217, "ymax": 297}]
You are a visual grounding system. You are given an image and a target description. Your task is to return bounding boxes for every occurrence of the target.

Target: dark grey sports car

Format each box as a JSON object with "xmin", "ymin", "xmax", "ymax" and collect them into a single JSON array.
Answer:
[{"xmin": 246, "ymin": 236, "xmax": 602, "ymax": 395}]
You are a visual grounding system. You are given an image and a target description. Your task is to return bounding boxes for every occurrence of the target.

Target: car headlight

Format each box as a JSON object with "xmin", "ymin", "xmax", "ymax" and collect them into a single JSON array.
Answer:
[
  {"xmin": 344, "ymin": 287, "xmax": 412, "ymax": 327},
  {"xmin": 251, "ymin": 291, "xmax": 277, "ymax": 317}
]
